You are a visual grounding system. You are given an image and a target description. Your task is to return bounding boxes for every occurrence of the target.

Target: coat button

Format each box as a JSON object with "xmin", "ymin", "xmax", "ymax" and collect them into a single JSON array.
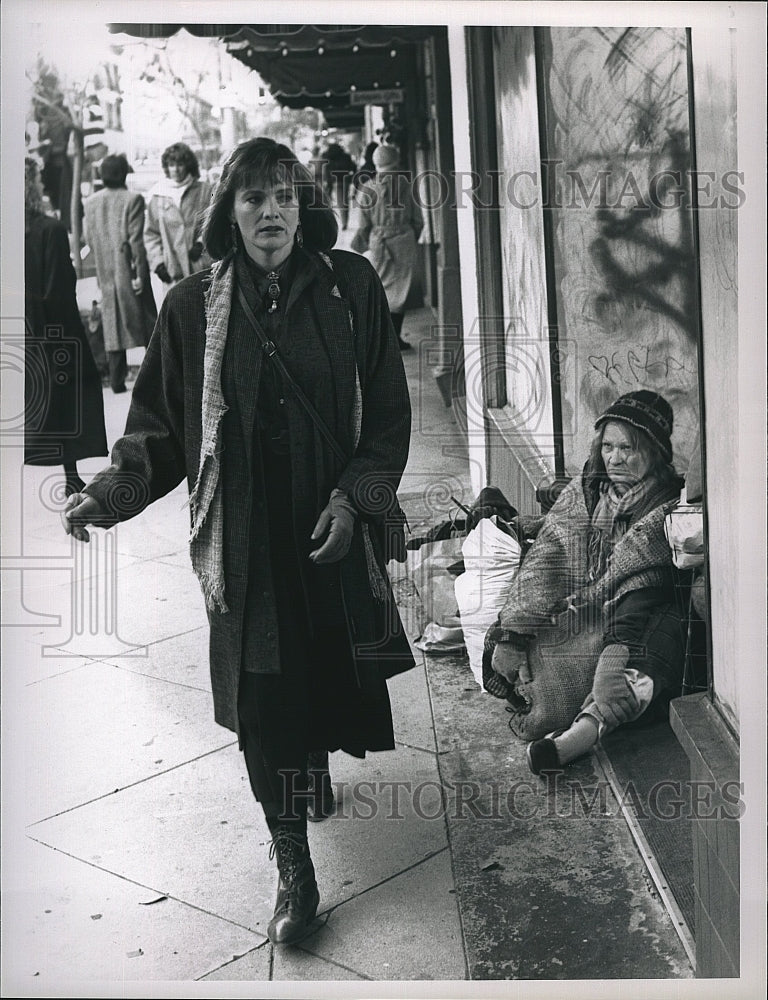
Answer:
[{"xmin": 266, "ymin": 632, "xmax": 276, "ymax": 641}]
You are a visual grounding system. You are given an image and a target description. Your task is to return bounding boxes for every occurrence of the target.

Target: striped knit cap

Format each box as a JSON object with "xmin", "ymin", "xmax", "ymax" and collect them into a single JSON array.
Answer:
[{"xmin": 594, "ymin": 390, "xmax": 674, "ymax": 462}]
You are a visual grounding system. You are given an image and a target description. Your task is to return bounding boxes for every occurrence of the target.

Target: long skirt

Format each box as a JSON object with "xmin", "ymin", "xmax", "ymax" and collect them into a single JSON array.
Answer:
[{"xmin": 237, "ymin": 445, "xmax": 396, "ymax": 805}]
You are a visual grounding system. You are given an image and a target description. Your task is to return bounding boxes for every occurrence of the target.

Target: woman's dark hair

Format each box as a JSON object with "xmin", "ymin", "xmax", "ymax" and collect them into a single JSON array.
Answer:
[
  {"xmin": 161, "ymin": 142, "xmax": 200, "ymax": 180},
  {"xmin": 202, "ymin": 137, "xmax": 338, "ymax": 260},
  {"xmin": 100, "ymin": 154, "xmax": 129, "ymax": 188},
  {"xmin": 585, "ymin": 419, "xmax": 680, "ymax": 492}
]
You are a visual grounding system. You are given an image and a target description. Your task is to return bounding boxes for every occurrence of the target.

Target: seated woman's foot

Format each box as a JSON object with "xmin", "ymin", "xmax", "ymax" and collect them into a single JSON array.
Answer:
[{"xmin": 526, "ymin": 736, "xmax": 561, "ymax": 775}]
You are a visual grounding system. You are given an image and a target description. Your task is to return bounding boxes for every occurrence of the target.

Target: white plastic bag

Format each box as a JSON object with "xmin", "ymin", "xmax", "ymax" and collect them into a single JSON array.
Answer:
[
  {"xmin": 454, "ymin": 517, "xmax": 522, "ymax": 687},
  {"xmin": 664, "ymin": 487, "xmax": 705, "ymax": 570},
  {"xmin": 405, "ymin": 534, "xmax": 464, "ymax": 627}
]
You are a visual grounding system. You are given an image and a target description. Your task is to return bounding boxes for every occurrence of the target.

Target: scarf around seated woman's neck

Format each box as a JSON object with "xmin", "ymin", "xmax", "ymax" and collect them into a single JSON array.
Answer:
[{"xmin": 587, "ymin": 474, "xmax": 665, "ymax": 580}]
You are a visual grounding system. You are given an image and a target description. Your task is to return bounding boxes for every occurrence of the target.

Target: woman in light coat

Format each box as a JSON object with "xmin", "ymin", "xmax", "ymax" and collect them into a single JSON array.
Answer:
[
  {"xmin": 145, "ymin": 142, "xmax": 211, "ymax": 305},
  {"xmin": 351, "ymin": 144, "xmax": 423, "ymax": 350},
  {"xmin": 83, "ymin": 154, "xmax": 157, "ymax": 393}
]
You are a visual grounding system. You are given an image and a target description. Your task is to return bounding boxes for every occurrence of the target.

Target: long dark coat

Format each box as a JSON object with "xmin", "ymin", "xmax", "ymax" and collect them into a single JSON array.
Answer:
[
  {"xmin": 84, "ymin": 248, "xmax": 415, "ymax": 739},
  {"xmin": 83, "ymin": 187, "xmax": 157, "ymax": 352},
  {"xmin": 24, "ymin": 212, "xmax": 108, "ymax": 466}
]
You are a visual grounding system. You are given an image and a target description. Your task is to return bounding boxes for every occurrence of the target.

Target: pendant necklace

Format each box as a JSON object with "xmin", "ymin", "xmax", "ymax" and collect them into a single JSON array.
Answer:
[{"xmin": 266, "ymin": 271, "xmax": 281, "ymax": 313}]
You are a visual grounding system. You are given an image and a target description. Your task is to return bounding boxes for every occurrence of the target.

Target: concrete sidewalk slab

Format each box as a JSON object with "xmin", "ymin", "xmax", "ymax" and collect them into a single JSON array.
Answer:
[
  {"xmin": 426, "ymin": 651, "xmax": 512, "ymax": 754},
  {"xmin": 96, "ymin": 626, "xmax": 211, "ymax": 692},
  {"xmin": 24, "ymin": 661, "xmax": 230, "ymax": 822},
  {"xmin": 277, "ymin": 850, "xmax": 465, "ymax": 982},
  {"xmin": 298, "ymin": 745, "xmax": 448, "ymax": 912},
  {"xmin": 29, "ymin": 745, "xmax": 270, "ymax": 932},
  {"xmin": 19, "ymin": 557, "xmax": 207, "ymax": 657},
  {"xmin": 2, "ymin": 838, "xmax": 261, "ymax": 985},
  {"xmin": 387, "ymin": 659, "xmax": 437, "ymax": 753}
]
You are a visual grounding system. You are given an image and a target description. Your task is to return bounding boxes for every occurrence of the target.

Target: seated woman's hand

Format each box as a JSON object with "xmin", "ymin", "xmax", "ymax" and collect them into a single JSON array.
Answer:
[
  {"xmin": 60, "ymin": 493, "xmax": 107, "ymax": 543},
  {"xmin": 591, "ymin": 669, "xmax": 637, "ymax": 729},
  {"xmin": 309, "ymin": 490, "xmax": 355, "ymax": 564}
]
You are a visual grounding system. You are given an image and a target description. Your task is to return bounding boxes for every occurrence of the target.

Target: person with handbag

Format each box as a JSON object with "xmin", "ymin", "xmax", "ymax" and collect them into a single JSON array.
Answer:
[
  {"xmin": 62, "ymin": 137, "xmax": 414, "ymax": 946},
  {"xmin": 350, "ymin": 144, "xmax": 423, "ymax": 350},
  {"xmin": 483, "ymin": 391, "xmax": 687, "ymax": 773},
  {"xmin": 83, "ymin": 154, "xmax": 157, "ymax": 393}
]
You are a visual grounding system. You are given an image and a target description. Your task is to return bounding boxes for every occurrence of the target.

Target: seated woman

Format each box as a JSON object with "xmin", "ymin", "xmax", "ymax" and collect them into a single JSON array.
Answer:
[{"xmin": 484, "ymin": 390, "xmax": 687, "ymax": 774}]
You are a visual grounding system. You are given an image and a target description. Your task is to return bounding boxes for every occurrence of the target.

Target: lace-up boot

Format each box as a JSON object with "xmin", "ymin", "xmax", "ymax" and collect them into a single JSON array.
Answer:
[{"xmin": 267, "ymin": 826, "xmax": 319, "ymax": 945}]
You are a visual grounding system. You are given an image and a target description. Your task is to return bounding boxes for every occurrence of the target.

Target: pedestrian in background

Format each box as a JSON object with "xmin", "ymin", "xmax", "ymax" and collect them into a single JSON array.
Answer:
[
  {"xmin": 62, "ymin": 137, "xmax": 414, "ymax": 947},
  {"xmin": 24, "ymin": 157, "xmax": 108, "ymax": 496},
  {"xmin": 83, "ymin": 154, "xmax": 157, "ymax": 394},
  {"xmin": 351, "ymin": 144, "xmax": 423, "ymax": 350},
  {"xmin": 145, "ymin": 142, "xmax": 211, "ymax": 305},
  {"xmin": 320, "ymin": 142, "xmax": 356, "ymax": 231},
  {"xmin": 352, "ymin": 140, "xmax": 378, "ymax": 195}
]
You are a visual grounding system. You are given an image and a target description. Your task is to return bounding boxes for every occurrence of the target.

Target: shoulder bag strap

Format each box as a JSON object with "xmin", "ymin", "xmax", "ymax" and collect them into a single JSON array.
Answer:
[{"xmin": 235, "ymin": 282, "xmax": 348, "ymax": 466}]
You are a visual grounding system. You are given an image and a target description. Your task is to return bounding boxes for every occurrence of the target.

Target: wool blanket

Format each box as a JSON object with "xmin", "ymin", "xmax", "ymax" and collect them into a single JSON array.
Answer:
[{"xmin": 496, "ymin": 476, "xmax": 680, "ymax": 637}]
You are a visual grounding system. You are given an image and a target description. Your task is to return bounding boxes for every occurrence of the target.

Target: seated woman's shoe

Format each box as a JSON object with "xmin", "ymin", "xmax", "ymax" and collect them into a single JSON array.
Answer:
[
  {"xmin": 525, "ymin": 736, "xmax": 561, "ymax": 776},
  {"xmin": 307, "ymin": 750, "xmax": 335, "ymax": 822},
  {"xmin": 267, "ymin": 828, "xmax": 320, "ymax": 945}
]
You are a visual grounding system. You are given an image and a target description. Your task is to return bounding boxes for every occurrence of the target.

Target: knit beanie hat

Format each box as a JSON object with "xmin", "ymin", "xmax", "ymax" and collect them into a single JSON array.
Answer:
[
  {"xmin": 594, "ymin": 390, "xmax": 674, "ymax": 462},
  {"xmin": 372, "ymin": 144, "xmax": 400, "ymax": 171}
]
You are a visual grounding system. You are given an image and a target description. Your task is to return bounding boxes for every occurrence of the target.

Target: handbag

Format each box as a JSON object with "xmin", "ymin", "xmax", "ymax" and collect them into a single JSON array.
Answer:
[{"xmin": 235, "ymin": 284, "xmax": 408, "ymax": 562}]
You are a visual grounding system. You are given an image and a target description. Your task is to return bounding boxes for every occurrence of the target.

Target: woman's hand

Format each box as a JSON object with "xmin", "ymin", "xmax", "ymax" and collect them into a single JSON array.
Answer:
[
  {"xmin": 590, "ymin": 667, "xmax": 637, "ymax": 729},
  {"xmin": 61, "ymin": 493, "xmax": 106, "ymax": 543},
  {"xmin": 309, "ymin": 490, "xmax": 355, "ymax": 564}
]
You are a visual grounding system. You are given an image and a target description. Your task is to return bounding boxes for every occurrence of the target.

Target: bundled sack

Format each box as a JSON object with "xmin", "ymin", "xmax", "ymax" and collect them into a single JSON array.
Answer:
[
  {"xmin": 454, "ymin": 516, "xmax": 521, "ymax": 688},
  {"xmin": 405, "ymin": 518, "xmax": 466, "ymax": 628},
  {"xmin": 483, "ymin": 608, "xmax": 603, "ymax": 740}
]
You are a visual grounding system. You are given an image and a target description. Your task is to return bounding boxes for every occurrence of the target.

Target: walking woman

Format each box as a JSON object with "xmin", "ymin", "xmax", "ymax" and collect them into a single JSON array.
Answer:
[
  {"xmin": 62, "ymin": 138, "xmax": 414, "ymax": 945},
  {"xmin": 83, "ymin": 154, "xmax": 157, "ymax": 393},
  {"xmin": 351, "ymin": 144, "xmax": 423, "ymax": 350},
  {"xmin": 145, "ymin": 142, "xmax": 211, "ymax": 305},
  {"xmin": 25, "ymin": 157, "xmax": 108, "ymax": 496}
]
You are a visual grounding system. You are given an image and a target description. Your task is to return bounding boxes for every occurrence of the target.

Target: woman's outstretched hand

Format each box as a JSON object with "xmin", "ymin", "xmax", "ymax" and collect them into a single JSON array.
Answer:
[
  {"xmin": 309, "ymin": 491, "xmax": 355, "ymax": 564},
  {"xmin": 61, "ymin": 493, "xmax": 106, "ymax": 543}
]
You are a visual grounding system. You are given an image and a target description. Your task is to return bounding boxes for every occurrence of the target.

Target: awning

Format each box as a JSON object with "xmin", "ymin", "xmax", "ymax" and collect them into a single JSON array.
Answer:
[{"xmin": 108, "ymin": 23, "xmax": 442, "ymax": 117}]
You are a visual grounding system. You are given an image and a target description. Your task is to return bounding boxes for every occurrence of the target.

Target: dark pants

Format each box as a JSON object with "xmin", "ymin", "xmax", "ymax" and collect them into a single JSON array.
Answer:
[
  {"xmin": 238, "ymin": 671, "xmax": 310, "ymax": 822},
  {"xmin": 603, "ymin": 586, "xmax": 686, "ymax": 702},
  {"xmin": 107, "ymin": 350, "xmax": 127, "ymax": 392}
]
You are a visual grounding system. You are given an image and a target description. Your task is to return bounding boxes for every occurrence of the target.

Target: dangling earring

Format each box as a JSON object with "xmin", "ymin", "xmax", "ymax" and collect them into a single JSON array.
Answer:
[
  {"xmin": 295, "ymin": 223, "xmax": 304, "ymax": 248},
  {"xmin": 230, "ymin": 220, "xmax": 238, "ymax": 250}
]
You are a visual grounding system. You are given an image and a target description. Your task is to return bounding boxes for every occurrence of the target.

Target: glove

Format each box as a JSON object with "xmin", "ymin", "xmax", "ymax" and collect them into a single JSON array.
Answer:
[
  {"xmin": 589, "ymin": 644, "xmax": 637, "ymax": 729},
  {"xmin": 188, "ymin": 241, "xmax": 204, "ymax": 263},
  {"xmin": 61, "ymin": 492, "xmax": 110, "ymax": 543},
  {"xmin": 155, "ymin": 262, "xmax": 172, "ymax": 284},
  {"xmin": 309, "ymin": 489, "xmax": 356, "ymax": 564}
]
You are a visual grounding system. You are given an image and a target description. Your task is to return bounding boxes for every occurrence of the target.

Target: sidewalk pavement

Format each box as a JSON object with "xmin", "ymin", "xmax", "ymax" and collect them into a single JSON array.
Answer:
[{"xmin": 1, "ymin": 279, "xmax": 693, "ymax": 996}]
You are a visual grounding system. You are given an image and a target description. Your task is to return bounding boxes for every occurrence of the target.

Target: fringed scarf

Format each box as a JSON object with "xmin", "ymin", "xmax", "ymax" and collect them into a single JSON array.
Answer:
[
  {"xmin": 587, "ymin": 475, "xmax": 662, "ymax": 581},
  {"xmin": 189, "ymin": 248, "xmax": 387, "ymax": 613},
  {"xmin": 188, "ymin": 252, "xmax": 234, "ymax": 613}
]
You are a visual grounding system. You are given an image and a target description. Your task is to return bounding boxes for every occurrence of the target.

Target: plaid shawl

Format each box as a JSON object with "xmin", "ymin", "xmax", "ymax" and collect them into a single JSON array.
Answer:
[{"xmin": 188, "ymin": 252, "xmax": 234, "ymax": 613}]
